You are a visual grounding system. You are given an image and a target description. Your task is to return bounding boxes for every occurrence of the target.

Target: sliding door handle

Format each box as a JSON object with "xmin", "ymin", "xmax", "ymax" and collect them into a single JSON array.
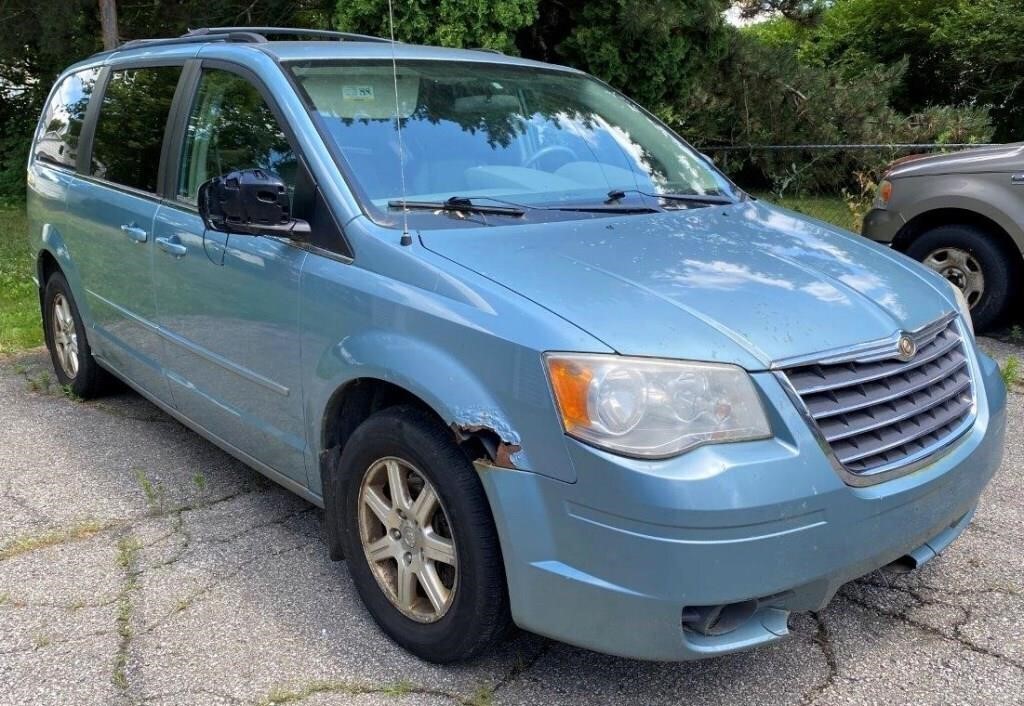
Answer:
[
  {"xmin": 156, "ymin": 236, "xmax": 187, "ymax": 258},
  {"xmin": 120, "ymin": 223, "xmax": 148, "ymax": 243}
]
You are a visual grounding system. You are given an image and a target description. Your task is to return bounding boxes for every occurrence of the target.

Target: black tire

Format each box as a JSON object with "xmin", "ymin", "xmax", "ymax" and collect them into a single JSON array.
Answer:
[
  {"xmin": 905, "ymin": 224, "xmax": 1017, "ymax": 333},
  {"xmin": 337, "ymin": 405, "xmax": 510, "ymax": 662},
  {"xmin": 42, "ymin": 272, "xmax": 111, "ymax": 398}
]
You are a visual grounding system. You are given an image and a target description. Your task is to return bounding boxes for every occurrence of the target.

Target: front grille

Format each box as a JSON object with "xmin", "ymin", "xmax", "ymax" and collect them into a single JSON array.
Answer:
[{"xmin": 782, "ymin": 318, "xmax": 975, "ymax": 476}]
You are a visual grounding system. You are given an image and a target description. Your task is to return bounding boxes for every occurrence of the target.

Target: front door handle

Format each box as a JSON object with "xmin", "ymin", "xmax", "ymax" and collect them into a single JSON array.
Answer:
[
  {"xmin": 156, "ymin": 236, "xmax": 187, "ymax": 258},
  {"xmin": 120, "ymin": 223, "xmax": 148, "ymax": 243},
  {"xmin": 1012, "ymin": 173, "xmax": 1024, "ymax": 185}
]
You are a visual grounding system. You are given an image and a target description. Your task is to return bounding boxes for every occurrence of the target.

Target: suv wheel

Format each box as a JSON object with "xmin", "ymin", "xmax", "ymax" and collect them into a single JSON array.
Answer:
[
  {"xmin": 337, "ymin": 405, "xmax": 511, "ymax": 662},
  {"xmin": 43, "ymin": 272, "xmax": 111, "ymax": 398},
  {"xmin": 906, "ymin": 224, "xmax": 1015, "ymax": 332}
]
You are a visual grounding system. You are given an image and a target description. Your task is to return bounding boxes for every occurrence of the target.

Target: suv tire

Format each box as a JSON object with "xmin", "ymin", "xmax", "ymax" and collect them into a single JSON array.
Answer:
[
  {"xmin": 337, "ymin": 405, "xmax": 511, "ymax": 662},
  {"xmin": 43, "ymin": 272, "xmax": 112, "ymax": 398},
  {"xmin": 906, "ymin": 224, "xmax": 1016, "ymax": 332}
]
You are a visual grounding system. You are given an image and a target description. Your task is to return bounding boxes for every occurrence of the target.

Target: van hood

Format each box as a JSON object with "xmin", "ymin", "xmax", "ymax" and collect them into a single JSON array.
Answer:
[
  {"xmin": 421, "ymin": 201, "xmax": 956, "ymax": 370},
  {"xmin": 887, "ymin": 143, "xmax": 1023, "ymax": 178}
]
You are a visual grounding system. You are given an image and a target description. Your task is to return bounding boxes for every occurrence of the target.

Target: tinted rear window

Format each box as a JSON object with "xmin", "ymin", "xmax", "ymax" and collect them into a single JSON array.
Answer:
[
  {"xmin": 34, "ymin": 68, "xmax": 101, "ymax": 169},
  {"xmin": 90, "ymin": 66, "xmax": 182, "ymax": 192}
]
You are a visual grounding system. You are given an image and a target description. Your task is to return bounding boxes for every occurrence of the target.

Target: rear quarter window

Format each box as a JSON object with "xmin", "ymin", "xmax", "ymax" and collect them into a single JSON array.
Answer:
[
  {"xmin": 90, "ymin": 66, "xmax": 182, "ymax": 193},
  {"xmin": 33, "ymin": 68, "xmax": 101, "ymax": 169}
]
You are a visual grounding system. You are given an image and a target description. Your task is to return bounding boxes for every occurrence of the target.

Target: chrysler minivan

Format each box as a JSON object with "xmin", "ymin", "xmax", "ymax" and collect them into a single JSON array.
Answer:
[{"xmin": 27, "ymin": 27, "xmax": 1006, "ymax": 663}]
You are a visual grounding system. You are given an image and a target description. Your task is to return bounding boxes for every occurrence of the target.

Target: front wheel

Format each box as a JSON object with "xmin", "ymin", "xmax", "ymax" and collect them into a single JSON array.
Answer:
[
  {"xmin": 905, "ymin": 224, "xmax": 1016, "ymax": 332},
  {"xmin": 337, "ymin": 406, "xmax": 511, "ymax": 662},
  {"xmin": 42, "ymin": 272, "xmax": 111, "ymax": 398}
]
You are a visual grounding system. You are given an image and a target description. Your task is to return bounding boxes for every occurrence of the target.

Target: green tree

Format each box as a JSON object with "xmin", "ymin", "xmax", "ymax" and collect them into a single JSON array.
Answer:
[
  {"xmin": 934, "ymin": 0, "xmax": 1024, "ymax": 141},
  {"xmin": 744, "ymin": 0, "xmax": 1024, "ymax": 141},
  {"xmin": 334, "ymin": 0, "xmax": 538, "ymax": 53},
  {"xmin": 0, "ymin": 0, "xmax": 335, "ymax": 197}
]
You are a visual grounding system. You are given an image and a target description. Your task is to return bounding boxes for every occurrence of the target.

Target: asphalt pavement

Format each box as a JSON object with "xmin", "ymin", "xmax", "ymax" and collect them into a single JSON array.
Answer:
[{"xmin": 1, "ymin": 340, "xmax": 1021, "ymax": 706}]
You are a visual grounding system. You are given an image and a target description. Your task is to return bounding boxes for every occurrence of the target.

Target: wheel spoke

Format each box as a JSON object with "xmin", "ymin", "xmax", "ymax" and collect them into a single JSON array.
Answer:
[
  {"xmin": 363, "ymin": 485, "xmax": 393, "ymax": 525},
  {"xmin": 365, "ymin": 535, "xmax": 394, "ymax": 563},
  {"xmin": 422, "ymin": 529, "xmax": 456, "ymax": 567},
  {"xmin": 396, "ymin": 560, "xmax": 417, "ymax": 610},
  {"xmin": 417, "ymin": 563, "xmax": 449, "ymax": 614},
  {"xmin": 410, "ymin": 484, "xmax": 438, "ymax": 526},
  {"xmin": 358, "ymin": 456, "xmax": 459, "ymax": 622},
  {"xmin": 385, "ymin": 459, "xmax": 413, "ymax": 512}
]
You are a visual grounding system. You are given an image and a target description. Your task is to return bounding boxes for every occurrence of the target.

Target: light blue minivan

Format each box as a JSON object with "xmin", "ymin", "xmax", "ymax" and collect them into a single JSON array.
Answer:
[{"xmin": 27, "ymin": 27, "xmax": 1006, "ymax": 663}]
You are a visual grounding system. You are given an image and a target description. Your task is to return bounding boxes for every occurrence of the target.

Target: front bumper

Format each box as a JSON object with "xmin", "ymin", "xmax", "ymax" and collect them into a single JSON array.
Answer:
[
  {"xmin": 480, "ymin": 352, "xmax": 1006, "ymax": 661},
  {"xmin": 862, "ymin": 207, "xmax": 906, "ymax": 243}
]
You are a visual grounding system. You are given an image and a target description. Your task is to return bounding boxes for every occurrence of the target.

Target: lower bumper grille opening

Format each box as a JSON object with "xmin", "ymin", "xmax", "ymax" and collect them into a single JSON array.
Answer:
[{"xmin": 681, "ymin": 600, "xmax": 758, "ymax": 636}]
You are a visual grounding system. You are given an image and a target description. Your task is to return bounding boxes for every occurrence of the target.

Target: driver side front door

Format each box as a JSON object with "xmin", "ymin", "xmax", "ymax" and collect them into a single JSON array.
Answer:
[{"xmin": 151, "ymin": 64, "xmax": 309, "ymax": 486}]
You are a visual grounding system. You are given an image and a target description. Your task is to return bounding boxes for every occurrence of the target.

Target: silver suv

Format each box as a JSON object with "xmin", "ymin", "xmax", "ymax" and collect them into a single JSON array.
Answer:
[{"xmin": 862, "ymin": 143, "xmax": 1024, "ymax": 331}]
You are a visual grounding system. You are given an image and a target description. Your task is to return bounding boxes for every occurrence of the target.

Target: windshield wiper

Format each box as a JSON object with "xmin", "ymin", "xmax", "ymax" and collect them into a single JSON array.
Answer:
[
  {"xmin": 606, "ymin": 188, "xmax": 736, "ymax": 206},
  {"xmin": 387, "ymin": 196, "xmax": 525, "ymax": 217}
]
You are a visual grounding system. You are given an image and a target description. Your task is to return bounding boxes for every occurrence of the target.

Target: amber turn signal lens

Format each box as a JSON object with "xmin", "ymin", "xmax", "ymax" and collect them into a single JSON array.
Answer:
[
  {"xmin": 547, "ymin": 357, "xmax": 593, "ymax": 430},
  {"xmin": 878, "ymin": 180, "xmax": 893, "ymax": 204}
]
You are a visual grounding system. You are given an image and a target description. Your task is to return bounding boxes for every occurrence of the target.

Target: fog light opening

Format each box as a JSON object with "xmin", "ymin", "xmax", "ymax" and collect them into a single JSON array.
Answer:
[{"xmin": 681, "ymin": 599, "xmax": 759, "ymax": 637}]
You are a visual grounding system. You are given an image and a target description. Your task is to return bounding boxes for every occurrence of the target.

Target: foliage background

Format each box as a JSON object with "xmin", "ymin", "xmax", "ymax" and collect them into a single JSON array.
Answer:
[{"xmin": 1, "ymin": 0, "xmax": 1021, "ymax": 198}]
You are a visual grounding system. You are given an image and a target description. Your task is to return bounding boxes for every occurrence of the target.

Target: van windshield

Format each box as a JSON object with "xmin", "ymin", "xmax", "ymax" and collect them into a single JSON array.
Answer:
[{"xmin": 288, "ymin": 60, "xmax": 736, "ymax": 225}]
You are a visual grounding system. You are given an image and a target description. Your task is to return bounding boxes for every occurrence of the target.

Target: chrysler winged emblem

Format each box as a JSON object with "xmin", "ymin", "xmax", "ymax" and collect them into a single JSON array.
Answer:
[{"xmin": 897, "ymin": 334, "xmax": 917, "ymax": 362}]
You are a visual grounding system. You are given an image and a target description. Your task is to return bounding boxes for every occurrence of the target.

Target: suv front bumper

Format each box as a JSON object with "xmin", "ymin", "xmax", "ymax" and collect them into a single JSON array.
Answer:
[
  {"xmin": 862, "ymin": 207, "xmax": 906, "ymax": 244},
  {"xmin": 479, "ymin": 352, "xmax": 1006, "ymax": 660}
]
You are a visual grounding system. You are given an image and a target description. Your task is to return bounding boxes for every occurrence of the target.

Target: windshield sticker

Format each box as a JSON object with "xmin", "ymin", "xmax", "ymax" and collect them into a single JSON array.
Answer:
[{"xmin": 343, "ymin": 85, "xmax": 375, "ymax": 101}]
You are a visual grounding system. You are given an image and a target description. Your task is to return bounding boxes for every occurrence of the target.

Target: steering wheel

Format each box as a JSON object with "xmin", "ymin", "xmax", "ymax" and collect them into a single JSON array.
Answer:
[{"xmin": 523, "ymin": 145, "xmax": 578, "ymax": 170}]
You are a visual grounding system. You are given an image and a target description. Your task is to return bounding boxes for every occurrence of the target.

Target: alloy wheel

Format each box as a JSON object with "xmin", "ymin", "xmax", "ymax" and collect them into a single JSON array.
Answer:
[
  {"xmin": 51, "ymin": 293, "xmax": 79, "ymax": 379},
  {"xmin": 357, "ymin": 457, "xmax": 458, "ymax": 622}
]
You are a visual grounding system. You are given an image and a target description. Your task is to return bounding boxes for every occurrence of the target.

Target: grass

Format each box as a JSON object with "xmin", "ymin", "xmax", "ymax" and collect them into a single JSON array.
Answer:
[
  {"xmin": 112, "ymin": 532, "xmax": 142, "ymax": 691},
  {"xmin": 0, "ymin": 519, "xmax": 112, "ymax": 562},
  {"xmin": 757, "ymin": 193, "xmax": 860, "ymax": 232},
  {"xmin": 0, "ymin": 201, "xmax": 42, "ymax": 355},
  {"xmin": 1002, "ymin": 355, "xmax": 1020, "ymax": 388}
]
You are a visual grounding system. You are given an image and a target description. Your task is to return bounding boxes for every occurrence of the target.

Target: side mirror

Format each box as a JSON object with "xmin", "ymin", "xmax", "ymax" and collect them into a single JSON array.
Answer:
[{"xmin": 198, "ymin": 168, "xmax": 310, "ymax": 238}]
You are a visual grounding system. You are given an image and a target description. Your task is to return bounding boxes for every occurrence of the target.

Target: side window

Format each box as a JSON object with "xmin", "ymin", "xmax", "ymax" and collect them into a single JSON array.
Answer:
[
  {"xmin": 178, "ymin": 69, "xmax": 298, "ymax": 204},
  {"xmin": 90, "ymin": 66, "xmax": 182, "ymax": 192},
  {"xmin": 33, "ymin": 68, "xmax": 101, "ymax": 169}
]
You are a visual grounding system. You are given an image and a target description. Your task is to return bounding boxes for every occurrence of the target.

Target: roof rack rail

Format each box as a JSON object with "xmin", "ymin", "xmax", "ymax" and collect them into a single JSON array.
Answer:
[
  {"xmin": 111, "ymin": 26, "xmax": 392, "ymax": 54},
  {"xmin": 183, "ymin": 27, "xmax": 392, "ymax": 44},
  {"xmin": 117, "ymin": 31, "xmax": 261, "ymax": 52},
  {"xmin": 469, "ymin": 47, "xmax": 504, "ymax": 55}
]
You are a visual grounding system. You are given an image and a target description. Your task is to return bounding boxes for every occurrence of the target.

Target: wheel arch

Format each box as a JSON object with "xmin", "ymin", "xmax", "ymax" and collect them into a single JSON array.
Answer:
[{"xmin": 893, "ymin": 207, "xmax": 1023, "ymax": 271}]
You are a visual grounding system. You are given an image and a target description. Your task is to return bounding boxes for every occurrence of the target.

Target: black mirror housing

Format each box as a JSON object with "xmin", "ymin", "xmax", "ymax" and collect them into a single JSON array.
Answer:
[{"xmin": 198, "ymin": 168, "xmax": 310, "ymax": 238}]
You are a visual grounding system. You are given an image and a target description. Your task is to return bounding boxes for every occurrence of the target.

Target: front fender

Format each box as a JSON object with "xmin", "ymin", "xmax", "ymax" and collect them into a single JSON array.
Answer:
[
  {"xmin": 330, "ymin": 330, "xmax": 528, "ymax": 461},
  {"xmin": 900, "ymin": 178, "xmax": 1024, "ymax": 251}
]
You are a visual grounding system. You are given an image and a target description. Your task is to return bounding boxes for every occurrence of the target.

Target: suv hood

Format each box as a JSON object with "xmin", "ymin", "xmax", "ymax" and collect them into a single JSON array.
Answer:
[
  {"xmin": 888, "ymin": 143, "xmax": 1023, "ymax": 178},
  {"xmin": 421, "ymin": 201, "xmax": 955, "ymax": 370}
]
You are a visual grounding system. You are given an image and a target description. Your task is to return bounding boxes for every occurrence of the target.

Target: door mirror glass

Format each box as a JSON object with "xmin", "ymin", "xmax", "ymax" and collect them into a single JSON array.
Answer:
[{"xmin": 198, "ymin": 168, "xmax": 310, "ymax": 238}]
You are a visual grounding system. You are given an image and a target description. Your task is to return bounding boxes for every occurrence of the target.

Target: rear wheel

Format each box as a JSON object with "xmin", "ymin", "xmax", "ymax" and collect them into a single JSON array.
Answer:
[
  {"xmin": 906, "ymin": 224, "xmax": 1016, "ymax": 332},
  {"xmin": 337, "ymin": 405, "xmax": 510, "ymax": 662},
  {"xmin": 43, "ymin": 273, "xmax": 111, "ymax": 398}
]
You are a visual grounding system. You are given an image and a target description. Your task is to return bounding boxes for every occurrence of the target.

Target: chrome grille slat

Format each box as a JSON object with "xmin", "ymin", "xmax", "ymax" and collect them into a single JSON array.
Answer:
[
  {"xmin": 806, "ymin": 356, "xmax": 969, "ymax": 420},
  {"xmin": 787, "ymin": 328, "xmax": 961, "ymax": 395},
  {"xmin": 820, "ymin": 375, "xmax": 973, "ymax": 443},
  {"xmin": 782, "ymin": 318, "xmax": 976, "ymax": 478},
  {"xmin": 830, "ymin": 391, "xmax": 973, "ymax": 463}
]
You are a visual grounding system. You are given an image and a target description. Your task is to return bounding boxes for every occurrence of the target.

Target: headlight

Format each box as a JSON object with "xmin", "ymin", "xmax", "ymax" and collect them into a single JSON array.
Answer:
[
  {"xmin": 544, "ymin": 353, "xmax": 771, "ymax": 458},
  {"xmin": 874, "ymin": 179, "xmax": 893, "ymax": 208},
  {"xmin": 952, "ymin": 283, "xmax": 974, "ymax": 336}
]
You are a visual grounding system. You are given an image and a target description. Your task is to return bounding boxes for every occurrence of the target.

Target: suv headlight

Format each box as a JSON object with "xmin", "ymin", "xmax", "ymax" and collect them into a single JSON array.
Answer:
[
  {"xmin": 874, "ymin": 179, "xmax": 893, "ymax": 208},
  {"xmin": 544, "ymin": 353, "xmax": 771, "ymax": 458},
  {"xmin": 952, "ymin": 283, "xmax": 974, "ymax": 336}
]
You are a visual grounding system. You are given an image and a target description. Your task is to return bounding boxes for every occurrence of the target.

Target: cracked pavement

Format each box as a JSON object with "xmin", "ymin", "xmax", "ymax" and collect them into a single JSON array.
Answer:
[{"xmin": 1, "ymin": 340, "xmax": 1022, "ymax": 706}]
